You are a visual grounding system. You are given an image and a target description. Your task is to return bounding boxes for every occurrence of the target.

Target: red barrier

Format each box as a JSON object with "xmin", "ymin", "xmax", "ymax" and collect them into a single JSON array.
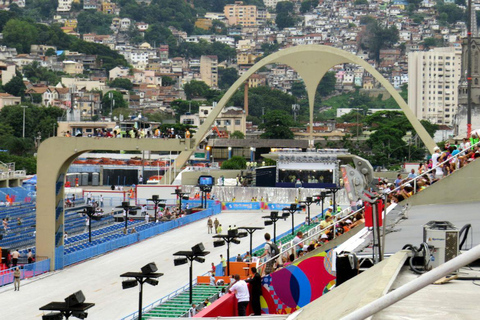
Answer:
[{"xmin": 194, "ymin": 293, "xmax": 237, "ymax": 317}]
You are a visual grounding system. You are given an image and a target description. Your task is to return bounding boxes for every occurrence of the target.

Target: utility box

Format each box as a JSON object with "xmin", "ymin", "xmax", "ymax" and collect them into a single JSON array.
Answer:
[
  {"xmin": 92, "ymin": 172, "xmax": 100, "ymax": 186},
  {"xmin": 423, "ymin": 221, "xmax": 459, "ymax": 269},
  {"xmin": 81, "ymin": 173, "xmax": 89, "ymax": 186}
]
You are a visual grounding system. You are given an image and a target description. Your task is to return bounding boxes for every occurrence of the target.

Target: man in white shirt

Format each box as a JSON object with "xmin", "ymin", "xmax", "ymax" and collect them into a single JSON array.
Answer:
[
  {"xmin": 292, "ymin": 231, "xmax": 303, "ymax": 257},
  {"xmin": 229, "ymin": 274, "xmax": 250, "ymax": 316},
  {"xmin": 431, "ymin": 146, "xmax": 443, "ymax": 178}
]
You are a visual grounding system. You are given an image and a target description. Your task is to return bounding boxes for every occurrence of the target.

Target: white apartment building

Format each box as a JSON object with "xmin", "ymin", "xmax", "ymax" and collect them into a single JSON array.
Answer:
[
  {"xmin": 408, "ymin": 47, "xmax": 461, "ymax": 125},
  {"xmin": 57, "ymin": 0, "xmax": 73, "ymax": 12},
  {"xmin": 200, "ymin": 55, "xmax": 218, "ymax": 88},
  {"xmin": 263, "ymin": 0, "xmax": 280, "ymax": 8}
]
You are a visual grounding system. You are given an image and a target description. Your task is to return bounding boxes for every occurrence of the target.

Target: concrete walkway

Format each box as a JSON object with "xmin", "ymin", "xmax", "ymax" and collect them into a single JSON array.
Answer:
[{"xmin": 0, "ymin": 207, "xmax": 322, "ymax": 319}]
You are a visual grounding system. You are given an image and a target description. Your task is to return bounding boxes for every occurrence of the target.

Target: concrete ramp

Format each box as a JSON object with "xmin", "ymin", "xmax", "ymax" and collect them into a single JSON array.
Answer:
[
  {"xmin": 295, "ymin": 250, "xmax": 409, "ymax": 320},
  {"xmin": 405, "ymin": 159, "xmax": 480, "ymax": 206}
]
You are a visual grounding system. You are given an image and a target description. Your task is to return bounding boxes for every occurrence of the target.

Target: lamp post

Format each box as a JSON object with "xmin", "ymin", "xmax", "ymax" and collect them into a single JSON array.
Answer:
[
  {"xmin": 39, "ymin": 290, "xmax": 94, "ymax": 320},
  {"xmin": 120, "ymin": 262, "xmax": 163, "ymax": 320},
  {"xmin": 79, "ymin": 206, "xmax": 104, "ymax": 242},
  {"xmin": 326, "ymin": 187, "xmax": 341, "ymax": 215},
  {"xmin": 283, "ymin": 203, "xmax": 299, "ymax": 235},
  {"xmin": 116, "ymin": 201, "xmax": 141, "ymax": 232},
  {"xmin": 147, "ymin": 195, "xmax": 166, "ymax": 223},
  {"xmin": 212, "ymin": 228, "xmax": 245, "ymax": 276},
  {"xmin": 262, "ymin": 211, "xmax": 288, "ymax": 243},
  {"xmin": 238, "ymin": 226, "xmax": 264, "ymax": 258},
  {"xmin": 172, "ymin": 189, "xmax": 189, "ymax": 214},
  {"xmin": 300, "ymin": 197, "xmax": 314, "ymax": 225},
  {"xmin": 173, "ymin": 243, "xmax": 210, "ymax": 304},
  {"xmin": 22, "ymin": 105, "xmax": 28, "ymax": 138}
]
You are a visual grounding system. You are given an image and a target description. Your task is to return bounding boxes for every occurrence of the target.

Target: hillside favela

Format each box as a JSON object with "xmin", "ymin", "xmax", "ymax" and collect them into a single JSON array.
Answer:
[{"xmin": 1, "ymin": 0, "xmax": 480, "ymax": 319}]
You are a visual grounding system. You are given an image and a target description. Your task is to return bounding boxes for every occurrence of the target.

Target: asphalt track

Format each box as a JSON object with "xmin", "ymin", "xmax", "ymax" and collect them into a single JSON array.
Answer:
[{"xmin": 0, "ymin": 206, "xmax": 324, "ymax": 319}]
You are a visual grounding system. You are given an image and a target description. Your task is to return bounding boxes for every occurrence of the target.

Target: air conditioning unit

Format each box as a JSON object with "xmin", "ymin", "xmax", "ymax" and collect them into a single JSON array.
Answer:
[{"xmin": 423, "ymin": 221, "xmax": 459, "ymax": 269}]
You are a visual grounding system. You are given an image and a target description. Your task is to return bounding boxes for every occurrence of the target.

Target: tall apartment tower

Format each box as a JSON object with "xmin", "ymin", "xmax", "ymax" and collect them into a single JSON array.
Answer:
[
  {"xmin": 408, "ymin": 47, "xmax": 461, "ymax": 126},
  {"xmin": 200, "ymin": 55, "xmax": 218, "ymax": 88}
]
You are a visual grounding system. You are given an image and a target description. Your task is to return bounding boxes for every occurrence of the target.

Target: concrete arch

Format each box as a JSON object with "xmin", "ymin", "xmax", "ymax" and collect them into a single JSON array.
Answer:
[
  {"xmin": 36, "ymin": 138, "xmax": 194, "ymax": 270},
  {"xmin": 174, "ymin": 45, "xmax": 437, "ymax": 174}
]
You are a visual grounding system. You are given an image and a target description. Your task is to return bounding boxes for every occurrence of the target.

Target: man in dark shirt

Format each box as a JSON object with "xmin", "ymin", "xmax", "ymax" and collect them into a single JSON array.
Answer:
[{"xmin": 246, "ymin": 267, "xmax": 262, "ymax": 315}]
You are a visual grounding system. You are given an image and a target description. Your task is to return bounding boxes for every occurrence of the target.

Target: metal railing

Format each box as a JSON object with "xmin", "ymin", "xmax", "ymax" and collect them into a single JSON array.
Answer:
[
  {"xmin": 390, "ymin": 140, "xmax": 480, "ymax": 197},
  {"xmin": 341, "ymin": 244, "xmax": 480, "ymax": 319},
  {"xmin": 0, "ymin": 170, "xmax": 27, "ymax": 180},
  {"xmin": 0, "ymin": 259, "xmax": 51, "ymax": 287},
  {"xmin": 257, "ymin": 206, "xmax": 358, "ymax": 271}
]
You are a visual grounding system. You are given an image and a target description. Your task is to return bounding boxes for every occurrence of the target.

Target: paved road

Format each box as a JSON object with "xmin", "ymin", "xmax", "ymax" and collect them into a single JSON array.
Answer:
[{"xmin": 0, "ymin": 206, "xmax": 324, "ymax": 319}]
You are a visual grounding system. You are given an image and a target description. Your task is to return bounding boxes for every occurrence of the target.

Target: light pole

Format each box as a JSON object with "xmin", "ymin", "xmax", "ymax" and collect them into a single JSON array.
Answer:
[
  {"xmin": 147, "ymin": 195, "xmax": 166, "ymax": 223},
  {"xmin": 116, "ymin": 201, "xmax": 141, "ymax": 232},
  {"xmin": 173, "ymin": 243, "xmax": 210, "ymax": 304},
  {"xmin": 283, "ymin": 203, "xmax": 299, "ymax": 235},
  {"xmin": 213, "ymin": 229, "xmax": 246, "ymax": 276},
  {"xmin": 238, "ymin": 226, "xmax": 264, "ymax": 257},
  {"xmin": 300, "ymin": 197, "xmax": 314, "ymax": 225},
  {"xmin": 40, "ymin": 290, "xmax": 94, "ymax": 320},
  {"xmin": 262, "ymin": 211, "xmax": 288, "ymax": 243},
  {"xmin": 120, "ymin": 263, "xmax": 163, "ymax": 320},
  {"xmin": 22, "ymin": 105, "xmax": 28, "ymax": 138},
  {"xmin": 79, "ymin": 206, "xmax": 104, "ymax": 242}
]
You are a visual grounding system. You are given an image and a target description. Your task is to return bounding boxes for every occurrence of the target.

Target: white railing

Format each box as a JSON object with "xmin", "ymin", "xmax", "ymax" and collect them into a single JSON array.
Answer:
[
  {"xmin": 257, "ymin": 206, "xmax": 357, "ymax": 271},
  {"xmin": 389, "ymin": 140, "xmax": 480, "ymax": 197},
  {"xmin": 0, "ymin": 170, "xmax": 27, "ymax": 180}
]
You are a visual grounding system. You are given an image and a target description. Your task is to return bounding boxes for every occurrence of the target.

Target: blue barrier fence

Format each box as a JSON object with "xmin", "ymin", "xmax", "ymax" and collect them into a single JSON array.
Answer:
[
  {"xmin": 0, "ymin": 259, "xmax": 50, "ymax": 287},
  {"xmin": 0, "ymin": 186, "xmax": 36, "ymax": 204},
  {"xmin": 62, "ymin": 204, "xmax": 222, "ymax": 268}
]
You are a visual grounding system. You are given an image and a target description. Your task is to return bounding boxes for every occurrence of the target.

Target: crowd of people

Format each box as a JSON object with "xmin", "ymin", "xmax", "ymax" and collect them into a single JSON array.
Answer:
[
  {"xmin": 378, "ymin": 138, "xmax": 480, "ymax": 204},
  {"xmin": 64, "ymin": 127, "xmax": 191, "ymax": 139}
]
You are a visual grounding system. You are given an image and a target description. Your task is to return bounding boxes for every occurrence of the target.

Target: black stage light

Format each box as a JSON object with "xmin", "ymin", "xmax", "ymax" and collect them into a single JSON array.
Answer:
[
  {"xmin": 141, "ymin": 262, "xmax": 158, "ymax": 274},
  {"xmin": 270, "ymin": 211, "xmax": 278, "ymax": 219},
  {"xmin": 191, "ymin": 243, "xmax": 205, "ymax": 254},
  {"xmin": 42, "ymin": 312, "xmax": 63, "ymax": 320},
  {"xmin": 174, "ymin": 257, "xmax": 188, "ymax": 266},
  {"xmin": 264, "ymin": 220, "xmax": 273, "ymax": 226},
  {"xmin": 194, "ymin": 256, "xmax": 205, "ymax": 263},
  {"xmin": 65, "ymin": 290, "xmax": 85, "ymax": 307},
  {"xmin": 145, "ymin": 278, "xmax": 159, "ymax": 286},
  {"xmin": 231, "ymin": 239, "xmax": 241, "ymax": 245},
  {"xmin": 72, "ymin": 311, "xmax": 88, "ymax": 319},
  {"xmin": 306, "ymin": 196, "xmax": 313, "ymax": 202},
  {"xmin": 122, "ymin": 279, "xmax": 138, "ymax": 289},
  {"xmin": 213, "ymin": 240, "xmax": 225, "ymax": 247},
  {"xmin": 237, "ymin": 232, "xmax": 248, "ymax": 238}
]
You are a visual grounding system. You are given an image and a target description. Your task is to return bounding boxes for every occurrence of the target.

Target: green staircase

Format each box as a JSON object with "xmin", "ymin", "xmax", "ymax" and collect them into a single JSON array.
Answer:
[{"xmin": 142, "ymin": 284, "xmax": 227, "ymax": 319}]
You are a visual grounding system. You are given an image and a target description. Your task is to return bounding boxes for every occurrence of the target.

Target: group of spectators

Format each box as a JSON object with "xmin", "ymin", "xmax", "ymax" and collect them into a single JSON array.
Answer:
[
  {"xmin": 379, "ymin": 137, "xmax": 480, "ymax": 204},
  {"xmin": 64, "ymin": 127, "xmax": 191, "ymax": 139}
]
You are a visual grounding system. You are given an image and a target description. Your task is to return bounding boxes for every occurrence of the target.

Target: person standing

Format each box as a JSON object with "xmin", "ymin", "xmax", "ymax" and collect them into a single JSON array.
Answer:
[
  {"xmin": 210, "ymin": 262, "xmax": 216, "ymax": 276},
  {"xmin": 246, "ymin": 267, "xmax": 262, "ymax": 316},
  {"xmin": 217, "ymin": 224, "xmax": 223, "ymax": 234},
  {"xmin": 207, "ymin": 217, "xmax": 213, "ymax": 234},
  {"xmin": 13, "ymin": 267, "xmax": 21, "ymax": 291},
  {"xmin": 100, "ymin": 194, "xmax": 104, "ymax": 207},
  {"xmin": 214, "ymin": 218, "xmax": 220, "ymax": 234},
  {"xmin": 27, "ymin": 249, "xmax": 34, "ymax": 264},
  {"xmin": 11, "ymin": 249, "xmax": 20, "ymax": 267},
  {"xmin": 220, "ymin": 254, "xmax": 227, "ymax": 275},
  {"xmin": 229, "ymin": 274, "xmax": 250, "ymax": 316}
]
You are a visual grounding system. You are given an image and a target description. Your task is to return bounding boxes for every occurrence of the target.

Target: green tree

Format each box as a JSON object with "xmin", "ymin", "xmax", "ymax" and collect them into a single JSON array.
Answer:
[
  {"xmin": 23, "ymin": 61, "xmax": 63, "ymax": 85},
  {"xmin": 45, "ymin": 48, "xmax": 56, "ymax": 56},
  {"xmin": 291, "ymin": 81, "xmax": 307, "ymax": 99},
  {"xmin": 3, "ymin": 19, "xmax": 38, "ymax": 53},
  {"xmin": 184, "ymin": 80, "xmax": 211, "ymax": 100},
  {"xmin": 218, "ymin": 67, "xmax": 239, "ymax": 90},
  {"xmin": 230, "ymin": 130, "xmax": 245, "ymax": 139},
  {"xmin": 101, "ymin": 91, "xmax": 128, "ymax": 114},
  {"xmin": 162, "ymin": 76, "xmax": 176, "ymax": 86},
  {"xmin": 77, "ymin": 11, "xmax": 113, "ymax": 34},
  {"xmin": 317, "ymin": 71, "xmax": 337, "ymax": 97},
  {"xmin": 110, "ymin": 78, "xmax": 133, "ymax": 90},
  {"xmin": 221, "ymin": 156, "xmax": 247, "ymax": 169},
  {"xmin": 4, "ymin": 76, "xmax": 26, "ymax": 97},
  {"xmin": 361, "ymin": 21, "xmax": 399, "ymax": 62},
  {"xmin": 171, "ymin": 99, "xmax": 200, "ymax": 120},
  {"xmin": 260, "ymin": 110, "xmax": 294, "ymax": 139},
  {"xmin": 275, "ymin": 1, "xmax": 296, "ymax": 29}
]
